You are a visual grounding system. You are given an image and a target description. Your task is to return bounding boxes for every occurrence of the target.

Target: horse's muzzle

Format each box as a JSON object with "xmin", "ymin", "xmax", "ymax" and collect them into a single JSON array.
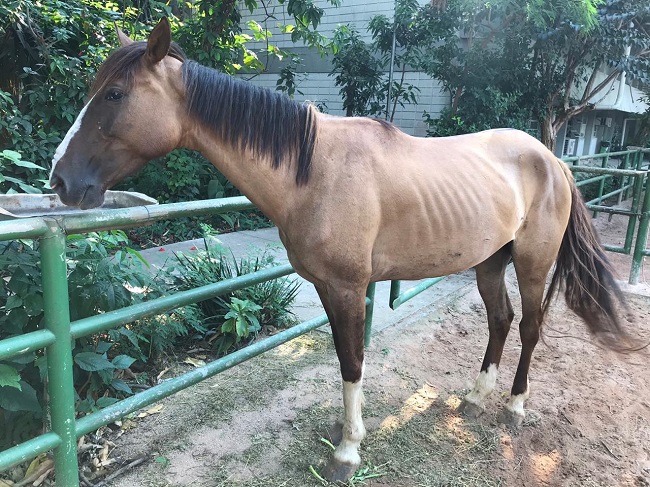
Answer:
[{"xmin": 50, "ymin": 173, "xmax": 105, "ymax": 209}]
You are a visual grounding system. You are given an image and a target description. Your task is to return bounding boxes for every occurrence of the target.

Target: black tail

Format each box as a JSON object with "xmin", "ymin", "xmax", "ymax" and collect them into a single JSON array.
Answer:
[{"xmin": 542, "ymin": 171, "xmax": 641, "ymax": 352}]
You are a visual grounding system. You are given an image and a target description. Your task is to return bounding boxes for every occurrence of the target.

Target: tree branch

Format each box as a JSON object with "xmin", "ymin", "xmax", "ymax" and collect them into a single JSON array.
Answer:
[{"xmin": 579, "ymin": 59, "xmax": 602, "ymax": 104}]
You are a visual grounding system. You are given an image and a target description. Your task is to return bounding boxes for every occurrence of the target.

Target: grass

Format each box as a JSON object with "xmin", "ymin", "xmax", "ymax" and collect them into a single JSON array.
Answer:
[{"xmin": 106, "ymin": 332, "xmax": 506, "ymax": 487}]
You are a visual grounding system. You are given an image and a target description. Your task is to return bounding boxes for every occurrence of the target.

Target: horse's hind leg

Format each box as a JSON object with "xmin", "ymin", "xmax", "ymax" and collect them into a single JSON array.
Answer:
[
  {"xmin": 459, "ymin": 245, "xmax": 514, "ymax": 418},
  {"xmin": 498, "ymin": 243, "xmax": 559, "ymax": 427},
  {"xmin": 316, "ymin": 284, "xmax": 367, "ymax": 483}
]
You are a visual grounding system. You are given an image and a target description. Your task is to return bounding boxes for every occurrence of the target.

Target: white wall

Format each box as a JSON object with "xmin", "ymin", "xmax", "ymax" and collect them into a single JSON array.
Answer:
[
  {"xmin": 237, "ymin": 0, "xmax": 449, "ymax": 136},
  {"xmin": 239, "ymin": 0, "xmax": 401, "ymax": 46}
]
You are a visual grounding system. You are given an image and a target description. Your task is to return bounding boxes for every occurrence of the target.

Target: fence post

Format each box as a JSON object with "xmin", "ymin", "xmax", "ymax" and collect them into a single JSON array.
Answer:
[
  {"xmin": 40, "ymin": 220, "xmax": 80, "ymax": 486},
  {"xmin": 593, "ymin": 153, "xmax": 610, "ymax": 218},
  {"xmin": 619, "ymin": 152, "xmax": 630, "ymax": 204},
  {"xmin": 630, "ymin": 174, "xmax": 650, "ymax": 285},
  {"xmin": 364, "ymin": 283, "xmax": 376, "ymax": 348},
  {"xmin": 389, "ymin": 281, "xmax": 401, "ymax": 310}
]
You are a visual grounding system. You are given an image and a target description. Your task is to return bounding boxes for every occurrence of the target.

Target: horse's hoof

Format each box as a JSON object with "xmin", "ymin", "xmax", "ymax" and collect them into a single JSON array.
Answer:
[
  {"xmin": 321, "ymin": 457, "xmax": 359, "ymax": 484},
  {"xmin": 327, "ymin": 420, "xmax": 344, "ymax": 446},
  {"xmin": 458, "ymin": 399, "xmax": 485, "ymax": 419},
  {"xmin": 498, "ymin": 407, "xmax": 525, "ymax": 428}
]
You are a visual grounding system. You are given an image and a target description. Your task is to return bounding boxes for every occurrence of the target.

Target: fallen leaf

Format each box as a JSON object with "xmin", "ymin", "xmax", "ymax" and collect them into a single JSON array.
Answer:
[
  {"xmin": 137, "ymin": 403, "xmax": 165, "ymax": 418},
  {"xmin": 156, "ymin": 367, "xmax": 170, "ymax": 382},
  {"xmin": 183, "ymin": 357, "xmax": 206, "ymax": 368},
  {"xmin": 24, "ymin": 454, "xmax": 47, "ymax": 477},
  {"xmin": 120, "ymin": 419, "xmax": 138, "ymax": 430}
]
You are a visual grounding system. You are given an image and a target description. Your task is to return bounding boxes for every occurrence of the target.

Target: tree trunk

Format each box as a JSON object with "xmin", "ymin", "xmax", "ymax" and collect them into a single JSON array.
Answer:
[{"xmin": 540, "ymin": 116, "xmax": 557, "ymax": 153}]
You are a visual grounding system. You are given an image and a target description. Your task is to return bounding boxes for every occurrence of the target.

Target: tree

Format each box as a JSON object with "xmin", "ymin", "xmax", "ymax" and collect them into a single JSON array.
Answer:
[
  {"xmin": 329, "ymin": 0, "xmax": 455, "ymax": 119},
  {"xmin": 530, "ymin": 1, "xmax": 650, "ymax": 150},
  {"xmin": 330, "ymin": 26, "xmax": 383, "ymax": 116},
  {"xmin": 0, "ymin": 0, "xmax": 335, "ymax": 201},
  {"xmin": 421, "ymin": 0, "xmax": 650, "ymax": 151}
]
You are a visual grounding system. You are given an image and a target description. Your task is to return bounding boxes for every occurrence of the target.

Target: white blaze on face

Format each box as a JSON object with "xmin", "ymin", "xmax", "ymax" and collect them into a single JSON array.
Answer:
[{"xmin": 49, "ymin": 96, "xmax": 95, "ymax": 181}]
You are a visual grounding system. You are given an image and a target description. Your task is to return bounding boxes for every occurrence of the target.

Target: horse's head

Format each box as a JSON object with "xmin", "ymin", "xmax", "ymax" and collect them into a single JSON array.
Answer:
[{"xmin": 49, "ymin": 18, "xmax": 186, "ymax": 209}]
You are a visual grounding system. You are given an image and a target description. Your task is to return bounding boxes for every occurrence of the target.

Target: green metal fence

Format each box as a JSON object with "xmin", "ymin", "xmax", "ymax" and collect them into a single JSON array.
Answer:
[
  {"xmin": 0, "ymin": 148, "xmax": 648, "ymax": 484},
  {"xmin": 563, "ymin": 148, "xmax": 650, "ymax": 284},
  {"xmin": 0, "ymin": 196, "xmax": 381, "ymax": 484}
]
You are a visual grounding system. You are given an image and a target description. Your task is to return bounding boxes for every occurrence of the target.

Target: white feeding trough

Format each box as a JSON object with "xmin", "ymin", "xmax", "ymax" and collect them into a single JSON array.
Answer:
[{"xmin": 0, "ymin": 191, "xmax": 158, "ymax": 220}]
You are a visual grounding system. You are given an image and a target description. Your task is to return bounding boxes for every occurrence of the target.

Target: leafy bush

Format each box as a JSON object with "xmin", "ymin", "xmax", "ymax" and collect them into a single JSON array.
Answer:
[
  {"xmin": 169, "ymin": 240, "xmax": 300, "ymax": 354},
  {"xmin": 330, "ymin": 26, "xmax": 384, "ymax": 117},
  {"xmin": 0, "ymin": 149, "xmax": 48, "ymax": 194},
  {"xmin": 0, "ymin": 231, "xmax": 301, "ymax": 448},
  {"xmin": 0, "ymin": 231, "xmax": 200, "ymax": 447},
  {"xmin": 423, "ymin": 86, "xmax": 530, "ymax": 137},
  {"xmin": 222, "ymin": 298, "xmax": 262, "ymax": 343}
]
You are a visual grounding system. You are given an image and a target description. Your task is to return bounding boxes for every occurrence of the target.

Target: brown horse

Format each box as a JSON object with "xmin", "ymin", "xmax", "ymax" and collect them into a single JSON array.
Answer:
[{"xmin": 50, "ymin": 18, "xmax": 633, "ymax": 482}]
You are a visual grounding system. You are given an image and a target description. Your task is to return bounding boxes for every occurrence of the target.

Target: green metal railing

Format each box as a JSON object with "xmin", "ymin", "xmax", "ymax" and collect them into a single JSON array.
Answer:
[
  {"xmin": 563, "ymin": 148, "xmax": 650, "ymax": 284},
  {"xmin": 0, "ymin": 148, "xmax": 648, "ymax": 484},
  {"xmin": 0, "ymin": 196, "xmax": 381, "ymax": 484}
]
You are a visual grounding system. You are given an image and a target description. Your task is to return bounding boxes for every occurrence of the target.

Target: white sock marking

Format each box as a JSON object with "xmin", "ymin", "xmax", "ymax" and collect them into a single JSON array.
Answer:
[
  {"xmin": 505, "ymin": 380, "xmax": 530, "ymax": 418},
  {"xmin": 464, "ymin": 363, "xmax": 498, "ymax": 407},
  {"xmin": 333, "ymin": 362, "xmax": 366, "ymax": 466},
  {"xmin": 50, "ymin": 96, "xmax": 94, "ymax": 180}
]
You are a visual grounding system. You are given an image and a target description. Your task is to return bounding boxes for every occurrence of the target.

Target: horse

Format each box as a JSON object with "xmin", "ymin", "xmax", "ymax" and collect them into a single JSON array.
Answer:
[{"xmin": 49, "ymin": 18, "xmax": 634, "ymax": 482}]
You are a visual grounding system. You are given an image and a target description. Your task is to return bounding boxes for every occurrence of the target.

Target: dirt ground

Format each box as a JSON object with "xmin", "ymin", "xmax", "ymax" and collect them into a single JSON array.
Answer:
[{"xmin": 103, "ymin": 212, "xmax": 650, "ymax": 487}]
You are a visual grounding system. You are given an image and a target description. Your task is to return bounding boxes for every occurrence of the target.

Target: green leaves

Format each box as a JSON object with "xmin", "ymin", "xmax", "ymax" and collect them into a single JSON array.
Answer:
[
  {"xmin": 0, "ymin": 381, "xmax": 42, "ymax": 413},
  {"xmin": 74, "ymin": 352, "xmax": 116, "ymax": 372},
  {"xmin": 0, "ymin": 364, "xmax": 21, "ymax": 390},
  {"xmin": 111, "ymin": 355, "xmax": 136, "ymax": 370},
  {"xmin": 0, "ymin": 149, "xmax": 48, "ymax": 194},
  {"xmin": 171, "ymin": 241, "xmax": 299, "ymax": 355},
  {"xmin": 222, "ymin": 298, "xmax": 262, "ymax": 341}
]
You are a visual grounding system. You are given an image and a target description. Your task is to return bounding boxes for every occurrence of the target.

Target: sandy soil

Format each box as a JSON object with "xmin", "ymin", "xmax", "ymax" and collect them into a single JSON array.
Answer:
[{"xmin": 103, "ymin": 213, "xmax": 650, "ymax": 487}]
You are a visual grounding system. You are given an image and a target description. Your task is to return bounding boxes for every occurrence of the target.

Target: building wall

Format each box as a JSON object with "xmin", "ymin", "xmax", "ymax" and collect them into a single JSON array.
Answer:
[
  {"xmin": 237, "ymin": 0, "xmax": 449, "ymax": 136},
  {"xmin": 558, "ymin": 108, "xmax": 645, "ymax": 159},
  {"xmin": 239, "ymin": 1, "xmax": 646, "ymax": 148},
  {"xmin": 239, "ymin": 0, "xmax": 399, "ymax": 46}
]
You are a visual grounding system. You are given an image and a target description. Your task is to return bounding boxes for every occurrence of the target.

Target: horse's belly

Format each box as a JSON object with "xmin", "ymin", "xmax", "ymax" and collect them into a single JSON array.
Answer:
[{"xmin": 369, "ymin": 225, "xmax": 513, "ymax": 281}]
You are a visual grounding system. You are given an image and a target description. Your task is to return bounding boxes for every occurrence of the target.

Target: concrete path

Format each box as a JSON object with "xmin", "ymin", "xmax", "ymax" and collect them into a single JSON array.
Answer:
[
  {"xmin": 138, "ymin": 226, "xmax": 650, "ymax": 338},
  {"xmin": 138, "ymin": 227, "xmax": 479, "ymax": 337}
]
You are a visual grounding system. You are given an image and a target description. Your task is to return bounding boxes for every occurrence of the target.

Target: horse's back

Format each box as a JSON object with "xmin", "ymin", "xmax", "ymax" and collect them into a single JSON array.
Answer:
[
  {"xmin": 296, "ymin": 121, "xmax": 572, "ymax": 283},
  {"xmin": 367, "ymin": 128, "xmax": 571, "ymax": 280}
]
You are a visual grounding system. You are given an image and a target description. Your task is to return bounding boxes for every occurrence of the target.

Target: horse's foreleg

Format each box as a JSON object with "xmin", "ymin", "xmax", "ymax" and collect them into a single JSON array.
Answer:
[
  {"xmin": 459, "ymin": 246, "xmax": 514, "ymax": 418},
  {"xmin": 316, "ymin": 285, "xmax": 367, "ymax": 483}
]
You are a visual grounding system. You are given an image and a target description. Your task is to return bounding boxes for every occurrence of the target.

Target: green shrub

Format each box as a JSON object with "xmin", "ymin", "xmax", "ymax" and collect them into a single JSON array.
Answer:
[
  {"xmin": 423, "ymin": 87, "xmax": 530, "ymax": 137},
  {"xmin": 169, "ymin": 240, "xmax": 300, "ymax": 354},
  {"xmin": 0, "ymin": 230, "xmax": 301, "ymax": 448},
  {"xmin": 0, "ymin": 149, "xmax": 48, "ymax": 194},
  {"xmin": 0, "ymin": 231, "xmax": 190, "ymax": 447},
  {"xmin": 221, "ymin": 298, "xmax": 262, "ymax": 344}
]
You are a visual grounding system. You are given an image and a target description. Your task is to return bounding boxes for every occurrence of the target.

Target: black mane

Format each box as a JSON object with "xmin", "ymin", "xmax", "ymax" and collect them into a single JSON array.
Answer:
[
  {"xmin": 182, "ymin": 61, "xmax": 317, "ymax": 186},
  {"xmin": 92, "ymin": 43, "xmax": 317, "ymax": 186}
]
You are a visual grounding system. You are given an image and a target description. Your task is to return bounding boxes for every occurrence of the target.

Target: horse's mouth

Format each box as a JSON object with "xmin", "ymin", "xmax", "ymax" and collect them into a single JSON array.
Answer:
[
  {"xmin": 77, "ymin": 185, "xmax": 106, "ymax": 210},
  {"xmin": 56, "ymin": 184, "xmax": 106, "ymax": 210}
]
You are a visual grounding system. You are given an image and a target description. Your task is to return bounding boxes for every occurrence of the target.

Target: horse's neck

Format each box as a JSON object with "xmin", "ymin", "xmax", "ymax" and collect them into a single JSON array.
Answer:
[{"xmin": 185, "ymin": 125, "xmax": 295, "ymax": 226}]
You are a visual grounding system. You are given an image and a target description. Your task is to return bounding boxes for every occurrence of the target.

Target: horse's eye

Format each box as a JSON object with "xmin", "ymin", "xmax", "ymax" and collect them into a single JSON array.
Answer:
[{"xmin": 105, "ymin": 89, "xmax": 124, "ymax": 102}]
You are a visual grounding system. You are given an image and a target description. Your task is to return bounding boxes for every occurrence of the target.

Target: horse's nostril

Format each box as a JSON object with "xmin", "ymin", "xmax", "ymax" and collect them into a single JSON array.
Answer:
[{"xmin": 50, "ymin": 174, "xmax": 65, "ymax": 192}]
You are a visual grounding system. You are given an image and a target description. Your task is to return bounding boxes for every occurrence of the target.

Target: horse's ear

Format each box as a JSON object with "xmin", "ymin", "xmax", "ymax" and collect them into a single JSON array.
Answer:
[
  {"xmin": 115, "ymin": 23, "xmax": 134, "ymax": 47},
  {"xmin": 145, "ymin": 17, "xmax": 171, "ymax": 65}
]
